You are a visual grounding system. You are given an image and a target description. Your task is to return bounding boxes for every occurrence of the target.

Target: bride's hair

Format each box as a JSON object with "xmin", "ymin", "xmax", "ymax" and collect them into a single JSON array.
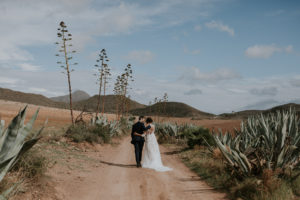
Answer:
[{"xmin": 146, "ymin": 117, "xmax": 153, "ymax": 123}]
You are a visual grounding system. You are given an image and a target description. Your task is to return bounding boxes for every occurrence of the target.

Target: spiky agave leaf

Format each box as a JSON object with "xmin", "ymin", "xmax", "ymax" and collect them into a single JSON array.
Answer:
[
  {"xmin": 0, "ymin": 106, "xmax": 43, "ymax": 183},
  {"xmin": 214, "ymin": 108, "xmax": 300, "ymax": 176},
  {"xmin": 0, "ymin": 120, "xmax": 4, "ymax": 136}
]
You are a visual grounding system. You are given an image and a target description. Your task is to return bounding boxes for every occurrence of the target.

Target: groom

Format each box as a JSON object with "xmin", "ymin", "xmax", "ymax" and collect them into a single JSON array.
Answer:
[{"xmin": 131, "ymin": 116, "xmax": 151, "ymax": 168}]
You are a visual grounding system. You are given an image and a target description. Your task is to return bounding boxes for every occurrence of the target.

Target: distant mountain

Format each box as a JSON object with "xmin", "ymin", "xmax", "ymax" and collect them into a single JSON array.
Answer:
[
  {"xmin": 1, "ymin": 87, "xmax": 299, "ymax": 119},
  {"xmin": 220, "ymin": 103, "xmax": 300, "ymax": 119},
  {"xmin": 0, "ymin": 87, "xmax": 66, "ymax": 108},
  {"xmin": 50, "ymin": 90, "xmax": 90, "ymax": 103},
  {"xmin": 73, "ymin": 95, "xmax": 146, "ymax": 113},
  {"xmin": 130, "ymin": 102, "xmax": 215, "ymax": 119}
]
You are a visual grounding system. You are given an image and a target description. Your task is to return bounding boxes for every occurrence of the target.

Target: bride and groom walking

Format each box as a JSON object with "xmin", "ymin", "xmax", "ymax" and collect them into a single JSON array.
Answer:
[{"xmin": 131, "ymin": 116, "xmax": 172, "ymax": 172}]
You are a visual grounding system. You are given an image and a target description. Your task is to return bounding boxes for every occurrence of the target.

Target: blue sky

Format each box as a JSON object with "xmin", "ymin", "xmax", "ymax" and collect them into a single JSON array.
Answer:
[{"xmin": 0, "ymin": 0, "xmax": 299, "ymax": 114}]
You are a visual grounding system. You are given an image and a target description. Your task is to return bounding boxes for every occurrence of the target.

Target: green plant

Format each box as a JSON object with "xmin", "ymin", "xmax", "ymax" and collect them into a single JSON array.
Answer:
[
  {"xmin": 91, "ymin": 115, "xmax": 123, "ymax": 136},
  {"xmin": 212, "ymin": 108, "xmax": 300, "ymax": 177},
  {"xmin": 155, "ymin": 122, "xmax": 178, "ymax": 137},
  {"xmin": 67, "ymin": 116, "xmax": 132, "ymax": 144},
  {"xmin": 185, "ymin": 127, "xmax": 215, "ymax": 148},
  {"xmin": 128, "ymin": 116, "xmax": 136, "ymax": 122},
  {"xmin": 180, "ymin": 148, "xmax": 296, "ymax": 200},
  {"xmin": 66, "ymin": 124, "xmax": 100, "ymax": 143},
  {"xmin": 0, "ymin": 106, "xmax": 44, "ymax": 183},
  {"xmin": 155, "ymin": 122, "xmax": 197, "ymax": 144}
]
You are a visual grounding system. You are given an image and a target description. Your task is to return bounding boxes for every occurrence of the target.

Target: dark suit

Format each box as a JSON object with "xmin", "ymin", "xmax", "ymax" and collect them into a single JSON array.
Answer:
[{"xmin": 131, "ymin": 121, "xmax": 150, "ymax": 165}]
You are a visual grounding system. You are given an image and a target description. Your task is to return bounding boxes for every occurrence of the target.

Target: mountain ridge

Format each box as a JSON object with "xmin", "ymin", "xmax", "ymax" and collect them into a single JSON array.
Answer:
[
  {"xmin": 50, "ymin": 90, "xmax": 90, "ymax": 103},
  {"xmin": 0, "ymin": 87, "xmax": 299, "ymax": 119}
]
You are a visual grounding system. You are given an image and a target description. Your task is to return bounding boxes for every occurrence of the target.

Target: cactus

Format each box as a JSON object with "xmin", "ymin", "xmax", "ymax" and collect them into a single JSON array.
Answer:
[
  {"xmin": 0, "ymin": 106, "xmax": 44, "ymax": 183},
  {"xmin": 213, "ymin": 108, "xmax": 300, "ymax": 177}
]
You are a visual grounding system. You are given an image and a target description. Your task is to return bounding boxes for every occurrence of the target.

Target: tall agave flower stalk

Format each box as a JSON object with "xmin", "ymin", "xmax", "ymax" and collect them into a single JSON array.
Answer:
[
  {"xmin": 55, "ymin": 21, "xmax": 77, "ymax": 124},
  {"xmin": 213, "ymin": 108, "xmax": 300, "ymax": 177},
  {"xmin": 0, "ymin": 106, "xmax": 45, "ymax": 183}
]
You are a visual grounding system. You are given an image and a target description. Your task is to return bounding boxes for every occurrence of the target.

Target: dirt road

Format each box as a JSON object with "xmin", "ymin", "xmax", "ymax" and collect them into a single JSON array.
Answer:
[{"xmin": 48, "ymin": 137, "xmax": 226, "ymax": 200}]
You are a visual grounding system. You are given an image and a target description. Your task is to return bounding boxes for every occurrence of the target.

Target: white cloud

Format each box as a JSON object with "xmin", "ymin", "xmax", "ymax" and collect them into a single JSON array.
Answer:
[
  {"xmin": 243, "ymin": 99, "xmax": 280, "ymax": 110},
  {"xmin": 205, "ymin": 20, "xmax": 235, "ymax": 36},
  {"xmin": 29, "ymin": 87, "xmax": 47, "ymax": 93},
  {"xmin": 184, "ymin": 89, "xmax": 202, "ymax": 95},
  {"xmin": 0, "ymin": 77, "xmax": 19, "ymax": 84},
  {"xmin": 180, "ymin": 67, "xmax": 241, "ymax": 83},
  {"xmin": 250, "ymin": 86, "xmax": 278, "ymax": 96},
  {"xmin": 0, "ymin": 0, "xmax": 216, "ymax": 64},
  {"xmin": 285, "ymin": 45, "xmax": 293, "ymax": 53},
  {"xmin": 183, "ymin": 46, "xmax": 201, "ymax": 55},
  {"xmin": 0, "ymin": 46, "xmax": 34, "ymax": 62},
  {"xmin": 265, "ymin": 10, "xmax": 285, "ymax": 17},
  {"xmin": 290, "ymin": 78, "xmax": 300, "ymax": 87},
  {"xmin": 194, "ymin": 25, "xmax": 202, "ymax": 31},
  {"xmin": 125, "ymin": 50, "xmax": 155, "ymax": 64},
  {"xmin": 245, "ymin": 44, "xmax": 293, "ymax": 59},
  {"xmin": 18, "ymin": 63, "xmax": 41, "ymax": 71}
]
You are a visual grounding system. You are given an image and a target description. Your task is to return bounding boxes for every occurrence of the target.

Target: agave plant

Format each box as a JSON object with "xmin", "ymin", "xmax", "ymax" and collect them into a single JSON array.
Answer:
[
  {"xmin": 109, "ymin": 120, "xmax": 122, "ymax": 137},
  {"xmin": 91, "ymin": 115, "xmax": 108, "ymax": 126},
  {"xmin": 0, "ymin": 106, "xmax": 44, "ymax": 183},
  {"xmin": 213, "ymin": 108, "xmax": 300, "ymax": 177},
  {"xmin": 155, "ymin": 123, "xmax": 171, "ymax": 137},
  {"xmin": 90, "ymin": 115, "xmax": 127, "ymax": 137},
  {"xmin": 155, "ymin": 122, "xmax": 197, "ymax": 138},
  {"xmin": 0, "ymin": 120, "xmax": 4, "ymax": 134}
]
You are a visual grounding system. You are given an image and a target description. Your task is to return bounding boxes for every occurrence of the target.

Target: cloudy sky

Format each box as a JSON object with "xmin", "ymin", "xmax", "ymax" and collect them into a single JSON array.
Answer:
[{"xmin": 0, "ymin": 0, "xmax": 300, "ymax": 114}]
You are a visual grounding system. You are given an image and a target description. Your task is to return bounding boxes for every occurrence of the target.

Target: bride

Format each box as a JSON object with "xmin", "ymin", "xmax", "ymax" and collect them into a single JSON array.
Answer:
[{"xmin": 142, "ymin": 117, "xmax": 172, "ymax": 172}]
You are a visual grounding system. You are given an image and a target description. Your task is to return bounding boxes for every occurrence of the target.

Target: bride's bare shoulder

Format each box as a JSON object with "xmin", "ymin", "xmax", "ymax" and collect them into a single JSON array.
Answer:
[{"xmin": 150, "ymin": 124, "xmax": 155, "ymax": 130}]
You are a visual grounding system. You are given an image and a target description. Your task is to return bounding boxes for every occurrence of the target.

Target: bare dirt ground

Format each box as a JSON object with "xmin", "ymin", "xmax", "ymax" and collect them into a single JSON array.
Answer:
[
  {"xmin": 18, "ymin": 137, "xmax": 226, "ymax": 200},
  {"xmin": 0, "ymin": 100, "xmax": 237, "ymax": 199}
]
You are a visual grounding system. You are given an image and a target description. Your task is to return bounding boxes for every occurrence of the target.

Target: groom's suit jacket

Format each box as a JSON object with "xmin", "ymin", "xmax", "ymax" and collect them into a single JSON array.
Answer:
[{"xmin": 131, "ymin": 121, "xmax": 150, "ymax": 144}]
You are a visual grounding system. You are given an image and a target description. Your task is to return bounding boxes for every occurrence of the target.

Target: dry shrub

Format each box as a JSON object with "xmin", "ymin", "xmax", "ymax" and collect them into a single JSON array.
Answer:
[
  {"xmin": 12, "ymin": 149, "xmax": 47, "ymax": 179},
  {"xmin": 212, "ymin": 148, "xmax": 222, "ymax": 159},
  {"xmin": 262, "ymin": 169, "xmax": 281, "ymax": 193},
  {"xmin": 230, "ymin": 178, "xmax": 258, "ymax": 200}
]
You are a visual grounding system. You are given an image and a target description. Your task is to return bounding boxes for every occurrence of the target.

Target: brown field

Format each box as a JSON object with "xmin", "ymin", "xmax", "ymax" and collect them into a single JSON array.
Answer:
[
  {"xmin": 0, "ymin": 100, "xmax": 115, "ymax": 128},
  {"xmin": 0, "ymin": 99, "xmax": 241, "ymax": 132}
]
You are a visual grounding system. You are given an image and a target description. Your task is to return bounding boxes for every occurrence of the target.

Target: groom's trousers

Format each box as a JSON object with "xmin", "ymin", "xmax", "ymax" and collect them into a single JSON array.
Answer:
[{"xmin": 133, "ymin": 141, "xmax": 144, "ymax": 164}]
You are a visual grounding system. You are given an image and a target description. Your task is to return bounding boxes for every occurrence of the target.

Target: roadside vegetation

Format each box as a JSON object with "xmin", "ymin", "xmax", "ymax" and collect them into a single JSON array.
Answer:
[
  {"xmin": 0, "ymin": 106, "xmax": 46, "ymax": 199},
  {"xmin": 155, "ymin": 122, "xmax": 214, "ymax": 148},
  {"xmin": 65, "ymin": 115, "xmax": 134, "ymax": 144},
  {"xmin": 156, "ymin": 108, "xmax": 300, "ymax": 200}
]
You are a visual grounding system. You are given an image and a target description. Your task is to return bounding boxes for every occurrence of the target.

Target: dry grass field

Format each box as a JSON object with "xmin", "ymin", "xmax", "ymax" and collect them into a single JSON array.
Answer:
[
  {"xmin": 0, "ymin": 99, "xmax": 241, "ymax": 132},
  {"xmin": 0, "ymin": 100, "xmax": 115, "ymax": 128}
]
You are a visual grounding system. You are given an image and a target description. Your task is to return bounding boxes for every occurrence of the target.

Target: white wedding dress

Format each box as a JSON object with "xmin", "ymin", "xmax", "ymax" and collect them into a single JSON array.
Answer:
[{"xmin": 142, "ymin": 125, "xmax": 172, "ymax": 172}]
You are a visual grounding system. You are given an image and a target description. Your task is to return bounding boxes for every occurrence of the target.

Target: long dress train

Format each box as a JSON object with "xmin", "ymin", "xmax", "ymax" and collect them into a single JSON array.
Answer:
[{"xmin": 142, "ymin": 128, "xmax": 172, "ymax": 172}]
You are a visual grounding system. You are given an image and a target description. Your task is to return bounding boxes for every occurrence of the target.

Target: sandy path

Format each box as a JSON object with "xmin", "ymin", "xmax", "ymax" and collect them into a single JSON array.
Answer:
[{"xmin": 49, "ymin": 137, "xmax": 226, "ymax": 200}]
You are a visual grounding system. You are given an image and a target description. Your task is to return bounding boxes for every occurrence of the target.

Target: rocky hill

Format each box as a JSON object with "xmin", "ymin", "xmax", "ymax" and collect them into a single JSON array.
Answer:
[
  {"xmin": 50, "ymin": 90, "xmax": 90, "ymax": 103},
  {"xmin": 73, "ymin": 95, "xmax": 146, "ymax": 113},
  {"xmin": 219, "ymin": 103, "xmax": 300, "ymax": 119},
  {"xmin": 0, "ymin": 88, "xmax": 66, "ymax": 108},
  {"xmin": 130, "ymin": 102, "xmax": 215, "ymax": 119}
]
